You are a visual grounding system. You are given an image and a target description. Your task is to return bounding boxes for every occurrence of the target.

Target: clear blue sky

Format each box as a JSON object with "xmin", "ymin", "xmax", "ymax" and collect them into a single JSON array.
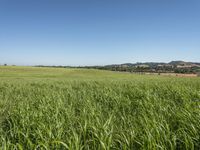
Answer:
[{"xmin": 0, "ymin": 0, "xmax": 200, "ymax": 66}]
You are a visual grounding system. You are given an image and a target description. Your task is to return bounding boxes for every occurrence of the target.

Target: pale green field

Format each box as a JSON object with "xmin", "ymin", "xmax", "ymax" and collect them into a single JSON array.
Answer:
[{"xmin": 0, "ymin": 66, "xmax": 200, "ymax": 150}]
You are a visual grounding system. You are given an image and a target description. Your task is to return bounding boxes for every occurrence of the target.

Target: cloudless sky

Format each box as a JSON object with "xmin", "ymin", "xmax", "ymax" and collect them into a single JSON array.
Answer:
[{"xmin": 0, "ymin": 0, "xmax": 200, "ymax": 66}]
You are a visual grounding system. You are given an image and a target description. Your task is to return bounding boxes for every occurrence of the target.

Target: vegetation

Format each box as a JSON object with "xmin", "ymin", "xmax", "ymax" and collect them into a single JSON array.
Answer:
[
  {"xmin": 77, "ymin": 61, "xmax": 200, "ymax": 74},
  {"xmin": 33, "ymin": 61, "xmax": 200, "ymax": 74},
  {"xmin": 0, "ymin": 66, "xmax": 200, "ymax": 149}
]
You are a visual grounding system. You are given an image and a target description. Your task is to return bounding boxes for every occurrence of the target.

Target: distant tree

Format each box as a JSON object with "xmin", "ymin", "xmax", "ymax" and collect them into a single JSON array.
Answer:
[{"xmin": 4, "ymin": 64, "xmax": 7, "ymax": 66}]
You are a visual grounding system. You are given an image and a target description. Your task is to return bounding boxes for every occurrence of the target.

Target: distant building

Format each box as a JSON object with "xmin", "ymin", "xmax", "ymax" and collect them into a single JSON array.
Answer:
[
  {"xmin": 177, "ymin": 65, "xmax": 192, "ymax": 68},
  {"xmin": 136, "ymin": 65, "xmax": 149, "ymax": 68},
  {"xmin": 121, "ymin": 65, "xmax": 128, "ymax": 68},
  {"xmin": 177, "ymin": 64, "xmax": 200, "ymax": 68}
]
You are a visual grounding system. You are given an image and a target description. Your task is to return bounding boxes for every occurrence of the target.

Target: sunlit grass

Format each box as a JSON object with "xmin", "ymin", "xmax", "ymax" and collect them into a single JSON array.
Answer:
[{"xmin": 0, "ymin": 66, "xmax": 200, "ymax": 149}]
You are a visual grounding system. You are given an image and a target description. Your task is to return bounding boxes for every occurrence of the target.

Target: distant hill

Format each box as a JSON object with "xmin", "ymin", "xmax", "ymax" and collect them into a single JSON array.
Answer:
[
  {"xmin": 105, "ymin": 61, "xmax": 200, "ymax": 68},
  {"xmin": 78, "ymin": 61, "xmax": 200, "ymax": 74},
  {"xmin": 34, "ymin": 61, "xmax": 200, "ymax": 74},
  {"xmin": 169, "ymin": 61, "xmax": 187, "ymax": 65}
]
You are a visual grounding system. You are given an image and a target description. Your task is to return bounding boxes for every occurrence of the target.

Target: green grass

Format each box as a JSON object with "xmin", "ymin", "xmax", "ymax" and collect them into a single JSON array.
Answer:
[{"xmin": 0, "ymin": 66, "xmax": 200, "ymax": 150}]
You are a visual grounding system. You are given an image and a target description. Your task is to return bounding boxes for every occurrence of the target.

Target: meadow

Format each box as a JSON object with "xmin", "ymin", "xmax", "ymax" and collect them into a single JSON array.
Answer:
[{"xmin": 0, "ymin": 66, "xmax": 200, "ymax": 150}]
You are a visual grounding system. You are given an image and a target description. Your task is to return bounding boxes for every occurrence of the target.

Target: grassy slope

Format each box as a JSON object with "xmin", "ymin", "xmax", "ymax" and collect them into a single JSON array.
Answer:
[{"xmin": 0, "ymin": 66, "xmax": 200, "ymax": 149}]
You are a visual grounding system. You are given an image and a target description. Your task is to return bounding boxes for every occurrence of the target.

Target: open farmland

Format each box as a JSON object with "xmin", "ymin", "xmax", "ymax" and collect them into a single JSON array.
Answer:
[{"xmin": 0, "ymin": 66, "xmax": 200, "ymax": 149}]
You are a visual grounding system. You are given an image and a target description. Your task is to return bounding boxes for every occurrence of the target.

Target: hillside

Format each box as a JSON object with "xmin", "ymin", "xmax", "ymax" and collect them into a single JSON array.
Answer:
[{"xmin": 79, "ymin": 61, "xmax": 200, "ymax": 74}]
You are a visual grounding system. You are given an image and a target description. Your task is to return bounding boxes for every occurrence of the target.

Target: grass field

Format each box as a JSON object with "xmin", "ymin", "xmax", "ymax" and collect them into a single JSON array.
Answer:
[{"xmin": 0, "ymin": 66, "xmax": 200, "ymax": 150}]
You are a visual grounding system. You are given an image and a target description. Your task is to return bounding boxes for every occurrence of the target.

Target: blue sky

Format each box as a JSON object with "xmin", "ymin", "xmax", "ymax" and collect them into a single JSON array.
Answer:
[{"xmin": 0, "ymin": 0, "xmax": 200, "ymax": 66}]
